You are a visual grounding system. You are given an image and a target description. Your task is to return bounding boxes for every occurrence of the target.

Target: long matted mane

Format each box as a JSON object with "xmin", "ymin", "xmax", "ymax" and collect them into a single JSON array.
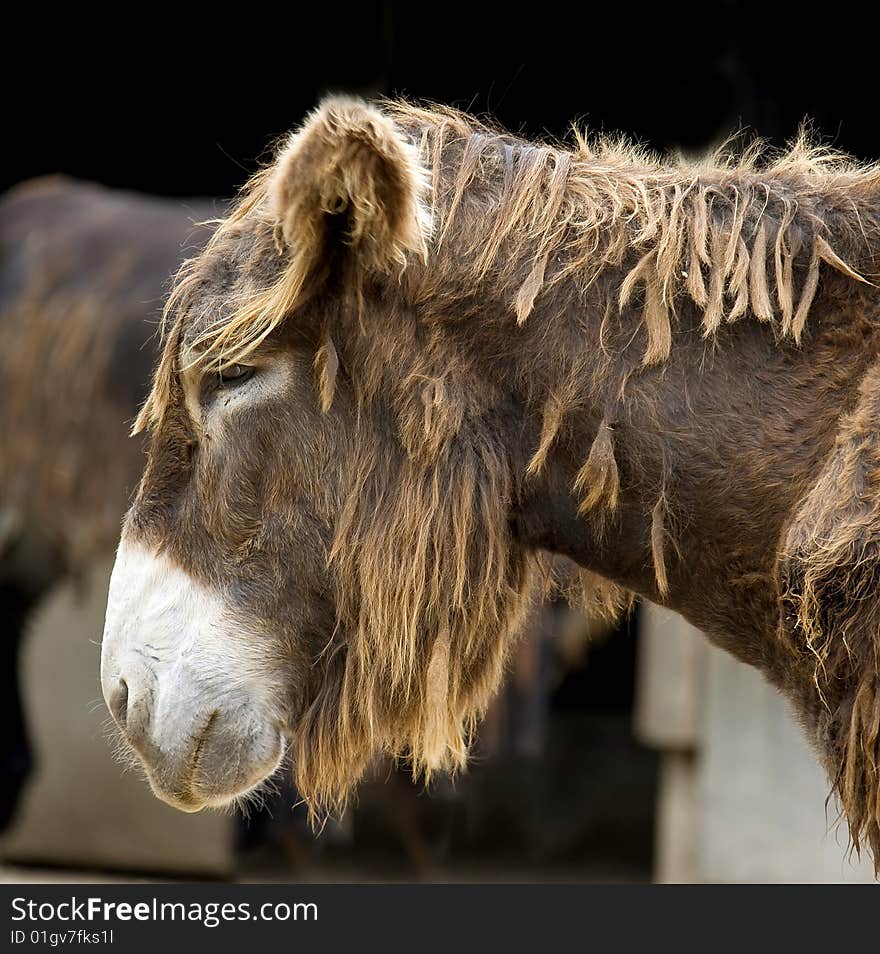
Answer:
[{"xmin": 145, "ymin": 100, "xmax": 880, "ymax": 391}]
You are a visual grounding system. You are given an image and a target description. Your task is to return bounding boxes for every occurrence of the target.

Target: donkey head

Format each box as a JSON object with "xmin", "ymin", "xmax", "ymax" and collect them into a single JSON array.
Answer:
[{"xmin": 101, "ymin": 98, "xmax": 535, "ymax": 813}]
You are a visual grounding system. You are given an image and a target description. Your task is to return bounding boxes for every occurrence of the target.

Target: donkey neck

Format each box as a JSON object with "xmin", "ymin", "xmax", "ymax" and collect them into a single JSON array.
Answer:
[{"xmin": 505, "ymin": 287, "xmax": 879, "ymax": 680}]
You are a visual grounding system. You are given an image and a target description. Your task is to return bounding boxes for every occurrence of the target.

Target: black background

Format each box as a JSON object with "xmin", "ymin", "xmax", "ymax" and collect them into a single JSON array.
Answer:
[{"xmin": 4, "ymin": 3, "xmax": 877, "ymax": 199}]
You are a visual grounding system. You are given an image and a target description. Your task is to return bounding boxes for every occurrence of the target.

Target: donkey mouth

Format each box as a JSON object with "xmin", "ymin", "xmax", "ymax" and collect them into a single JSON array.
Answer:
[{"xmin": 140, "ymin": 712, "xmax": 287, "ymax": 813}]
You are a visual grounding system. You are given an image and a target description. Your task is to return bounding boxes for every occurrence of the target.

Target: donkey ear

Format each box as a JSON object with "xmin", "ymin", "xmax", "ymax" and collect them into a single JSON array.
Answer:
[{"xmin": 269, "ymin": 97, "xmax": 431, "ymax": 283}]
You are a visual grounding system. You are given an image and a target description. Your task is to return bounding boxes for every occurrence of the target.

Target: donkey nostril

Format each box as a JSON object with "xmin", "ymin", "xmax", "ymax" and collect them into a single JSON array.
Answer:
[{"xmin": 108, "ymin": 678, "xmax": 129, "ymax": 728}]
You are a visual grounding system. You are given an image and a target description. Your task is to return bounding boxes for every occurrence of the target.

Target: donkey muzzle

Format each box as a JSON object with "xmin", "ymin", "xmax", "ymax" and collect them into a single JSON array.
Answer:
[{"xmin": 100, "ymin": 539, "xmax": 286, "ymax": 811}]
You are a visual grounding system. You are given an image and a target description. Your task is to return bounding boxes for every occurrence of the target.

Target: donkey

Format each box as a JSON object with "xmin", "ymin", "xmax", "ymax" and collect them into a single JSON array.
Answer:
[
  {"xmin": 101, "ymin": 98, "xmax": 880, "ymax": 868},
  {"xmin": 0, "ymin": 177, "xmax": 216, "ymax": 826}
]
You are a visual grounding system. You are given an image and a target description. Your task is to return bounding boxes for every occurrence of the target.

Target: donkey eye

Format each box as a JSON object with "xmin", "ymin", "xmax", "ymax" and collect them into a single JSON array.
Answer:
[{"xmin": 218, "ymin": 364, "xmax": 254, "ymax": 387}]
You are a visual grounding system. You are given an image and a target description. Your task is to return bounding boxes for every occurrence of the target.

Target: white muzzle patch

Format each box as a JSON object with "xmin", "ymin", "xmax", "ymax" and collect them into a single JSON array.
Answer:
[{"xmin": 100, "ymin": 539, "xmax": 286, "ymax": 811}]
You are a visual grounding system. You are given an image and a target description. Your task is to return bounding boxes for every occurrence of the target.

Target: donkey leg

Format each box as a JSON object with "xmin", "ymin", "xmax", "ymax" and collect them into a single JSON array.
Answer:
[
  {"xmin": 0, "ymin": 583, "xmax": 38, "ymax": 830},
  {"xmin": 0, "ymin": 528, "xmax": 64, "ymax": 831}
]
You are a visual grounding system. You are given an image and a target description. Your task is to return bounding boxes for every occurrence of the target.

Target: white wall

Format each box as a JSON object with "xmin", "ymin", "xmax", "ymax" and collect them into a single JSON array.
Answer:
[{"xmin": 636, "ymin": 603, "xmax": 877, "ymax": 883}]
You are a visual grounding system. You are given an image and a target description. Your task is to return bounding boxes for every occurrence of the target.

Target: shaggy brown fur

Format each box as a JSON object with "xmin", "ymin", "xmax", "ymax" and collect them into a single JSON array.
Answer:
[
  {"xmin": 129, "ymin": 98, "xmax": 880, "ymax": 866},
  {"xmin": 0, "ymin": 177, "xmax": 218, "ymax": 568}
]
